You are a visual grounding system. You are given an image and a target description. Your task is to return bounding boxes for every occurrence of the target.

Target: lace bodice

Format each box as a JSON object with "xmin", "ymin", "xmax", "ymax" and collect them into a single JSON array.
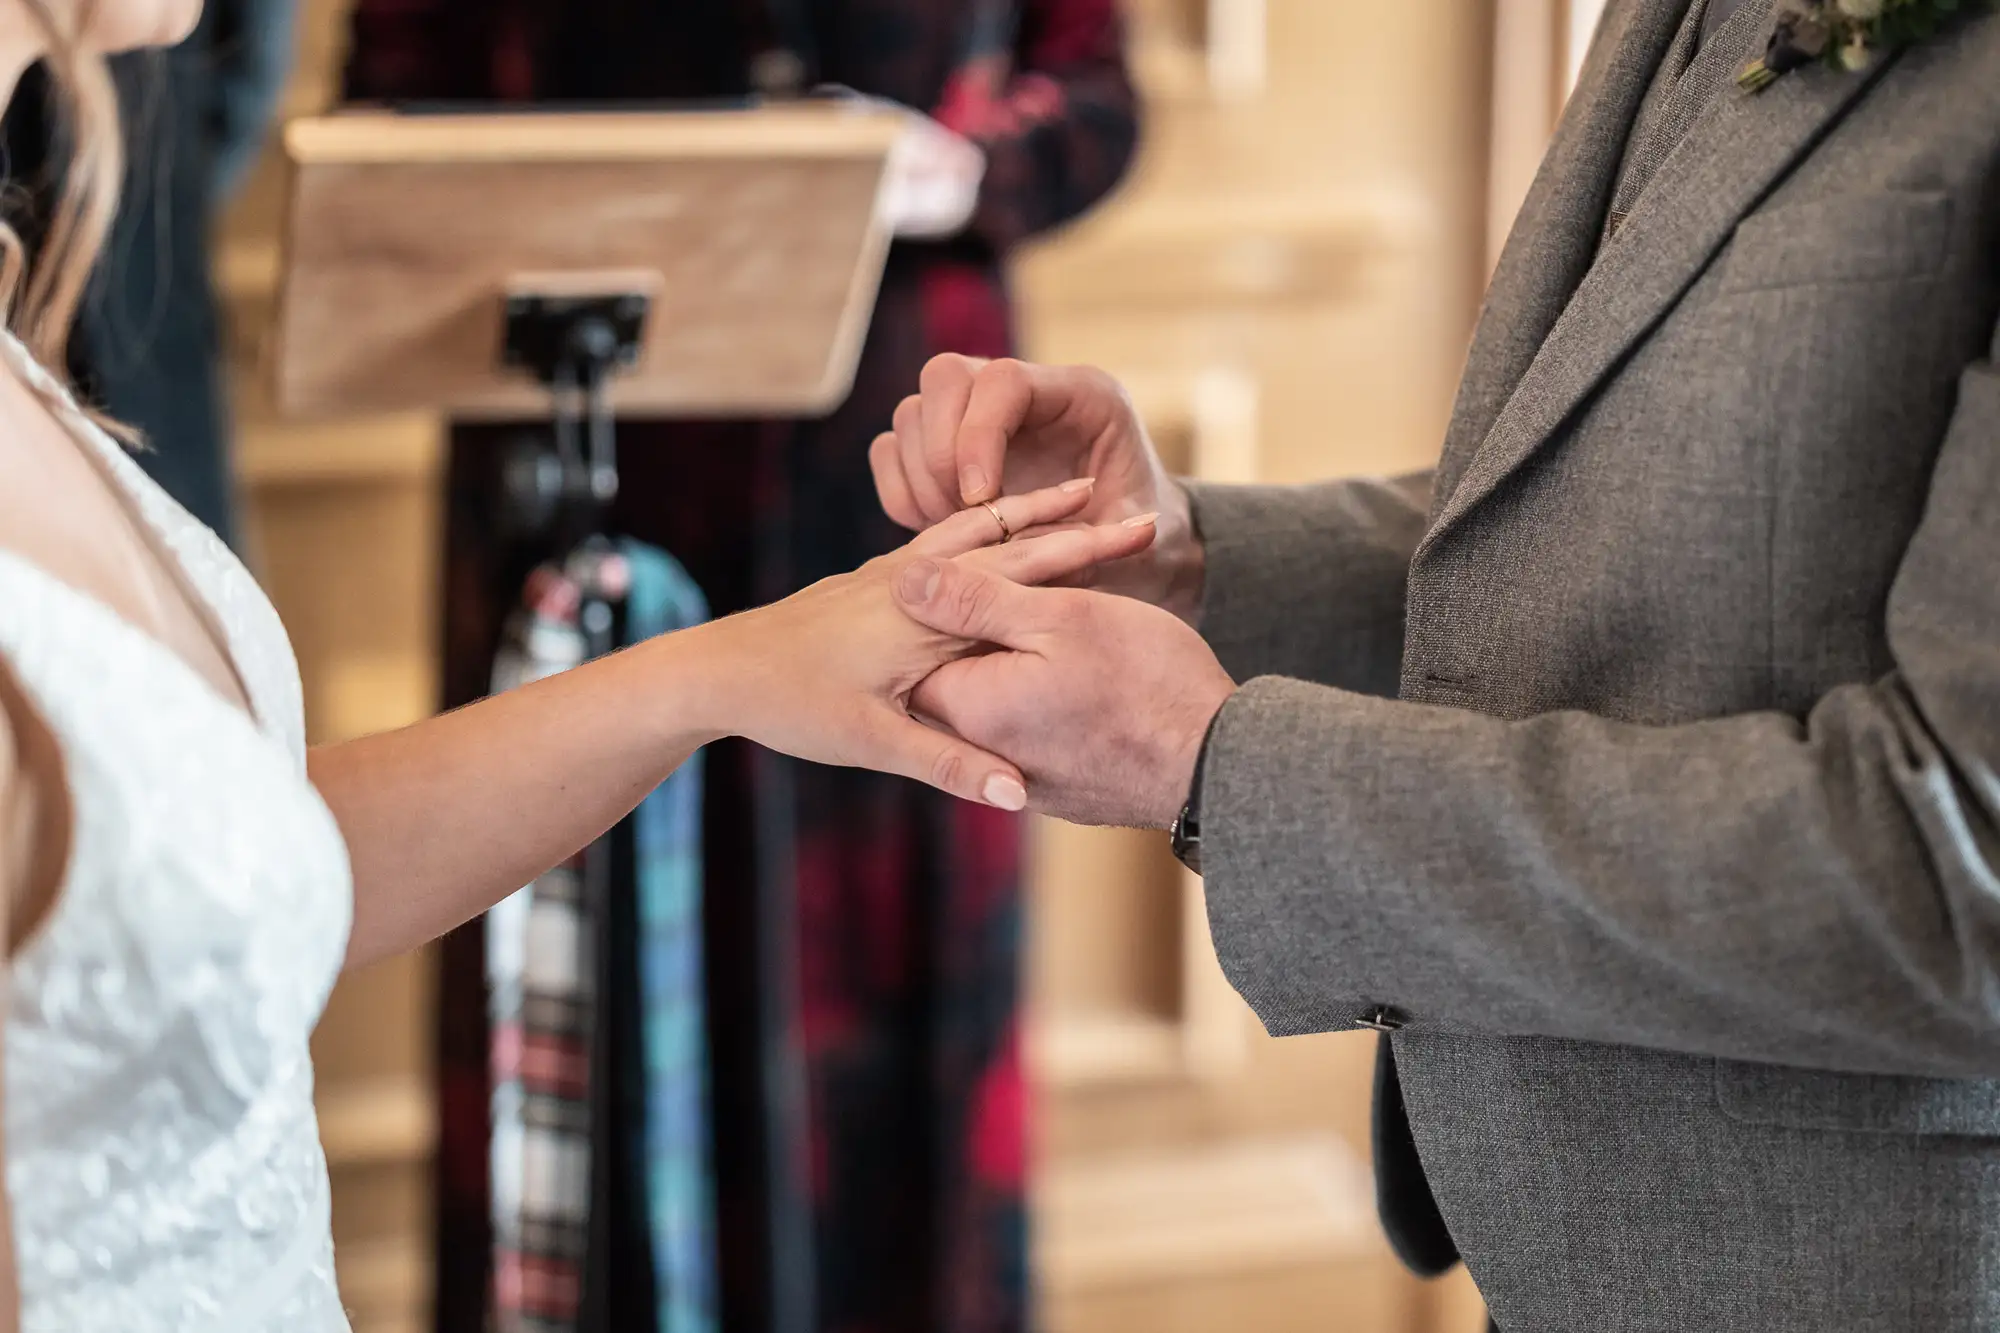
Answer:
[{"xmin": 0, "ymin": 334, "xmax": 354, "ymax": 1331}]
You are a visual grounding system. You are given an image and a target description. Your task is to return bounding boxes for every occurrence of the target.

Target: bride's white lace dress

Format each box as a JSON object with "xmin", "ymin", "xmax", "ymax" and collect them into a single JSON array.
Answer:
[{"xmin": 0, "ymin": 333, "xmax": 354, "ymax": 1331}]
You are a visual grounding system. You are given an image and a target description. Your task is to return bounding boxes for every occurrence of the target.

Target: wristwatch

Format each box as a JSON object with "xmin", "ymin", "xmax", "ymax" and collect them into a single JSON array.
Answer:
[{"xmin": 1169, "ymin": 707, "xmax": 1225, "ymax": 875}]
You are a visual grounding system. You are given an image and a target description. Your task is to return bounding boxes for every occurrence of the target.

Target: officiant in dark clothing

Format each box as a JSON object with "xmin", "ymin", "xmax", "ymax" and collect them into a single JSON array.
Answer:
[
  {"xmin": 0, "ymin": 0, "xmax": 296, "ymax": 550},
  {"xmin": 343, "ymin": 4, "xmax": 1137, "ymax": 1332}
]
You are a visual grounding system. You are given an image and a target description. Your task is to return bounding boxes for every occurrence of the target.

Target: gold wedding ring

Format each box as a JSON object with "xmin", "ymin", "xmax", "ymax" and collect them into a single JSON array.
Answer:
[{"xmin": 981, "ymin": 500, "xmax": 1013, "ymax": 543}]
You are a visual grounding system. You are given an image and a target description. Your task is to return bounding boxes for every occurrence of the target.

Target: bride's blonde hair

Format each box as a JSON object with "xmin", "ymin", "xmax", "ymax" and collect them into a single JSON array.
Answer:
[{"xmin": 0, "ymin": 0, "xmax": 123, "ymax": 373}]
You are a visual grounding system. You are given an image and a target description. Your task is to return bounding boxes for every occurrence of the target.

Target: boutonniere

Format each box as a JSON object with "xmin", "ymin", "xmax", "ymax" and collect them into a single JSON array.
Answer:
[{"xmin": 1738, "ymin": 0, "xmax": 1988, "ymax": 91}]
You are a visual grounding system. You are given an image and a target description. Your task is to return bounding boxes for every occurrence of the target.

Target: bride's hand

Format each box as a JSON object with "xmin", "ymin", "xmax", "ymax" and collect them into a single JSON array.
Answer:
[{"xmin": 692, "ymin": 480, "xmax": 1156, "ymax": 809}]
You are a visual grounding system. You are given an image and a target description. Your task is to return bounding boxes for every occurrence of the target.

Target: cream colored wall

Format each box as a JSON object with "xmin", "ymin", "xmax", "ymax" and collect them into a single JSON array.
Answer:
[
  {"xmin": 1567, "ymin": 0, "xmax": 1612, "ymax": 90},
  {"xmin": 1020, "ymin": 1, "xmax": 1493, "ymax": 484}
]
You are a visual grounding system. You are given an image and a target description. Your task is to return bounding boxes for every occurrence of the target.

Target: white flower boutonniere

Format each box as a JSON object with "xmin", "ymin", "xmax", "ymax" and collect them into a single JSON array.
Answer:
[{"xmin": 1739, "ymin": 0, "xmax": 1990, "ymax": 91}]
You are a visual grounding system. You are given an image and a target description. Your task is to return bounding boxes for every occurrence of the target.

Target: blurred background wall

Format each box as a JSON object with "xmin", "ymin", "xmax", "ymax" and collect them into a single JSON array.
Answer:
[{"xmin": 208, "ymin": 2, "xmax": 1603, "ymax": 1329}]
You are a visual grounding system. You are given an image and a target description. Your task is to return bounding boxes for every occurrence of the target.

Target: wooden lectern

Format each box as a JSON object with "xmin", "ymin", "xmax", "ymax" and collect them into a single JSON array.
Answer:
[
  {"xmin": 275, "ymin": 104, "xmax": 905, "ymax": 421},
  {"xmin": 273, "ymin": 104, "xmax": 906, "ymax": 1333}
]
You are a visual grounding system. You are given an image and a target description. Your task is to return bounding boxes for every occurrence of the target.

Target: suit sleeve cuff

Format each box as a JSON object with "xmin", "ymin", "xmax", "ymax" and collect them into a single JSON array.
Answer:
[{"xmin": 1195, "ymin": 675, "xmax": 1492, "ymax": 1039}]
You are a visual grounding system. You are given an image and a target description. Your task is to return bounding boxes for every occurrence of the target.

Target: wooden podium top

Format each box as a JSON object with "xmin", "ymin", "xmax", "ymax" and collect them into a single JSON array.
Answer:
[
  {"xmin": 274, "ymin": 106, "xmax": 905, "ymax": 420},
  {"xmin": 285, "ymin": 105, "xmax": 907, "ymax": 165}
]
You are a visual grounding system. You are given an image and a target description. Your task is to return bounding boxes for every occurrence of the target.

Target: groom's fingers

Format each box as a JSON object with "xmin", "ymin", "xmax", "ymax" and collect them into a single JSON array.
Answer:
[
  {"xmin": 952, "ymin": 358, "xmax": 1037, "ymax": 504},
  {"xmin": 870, "ymin": 430, "xmax": 924, "ymax": 531},
  {"xmin": 868, "ymin": 709, "xmax": 1027, "ymax": 811},
  {"xmin": 893, "ymin": 394, "xmax": 957, "ymax": 524},
  {"xmin": 967, "ymin": 514, "xmax": 1157, "ymax": 588},
  {"xmin": 895, "ymin": 556, "xmax": 1063, "ymax": 649},
  {"xmin": 921, "ymin": 354, "xmax": 984, "ymax": 511},
  {"xmin": 952, "ymin": 361, "xmax": 1116, "ymax": 507}
]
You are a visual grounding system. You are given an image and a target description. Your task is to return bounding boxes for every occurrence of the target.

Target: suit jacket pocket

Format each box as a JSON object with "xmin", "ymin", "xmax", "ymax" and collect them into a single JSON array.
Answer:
[
  {"xmin": 1714, "ymin": 190, "xmax": 1953, "ymax": 294},
  {"xmin": 1715, "ymin": 1059, "xmax": 2000, "ymax": 1137}
]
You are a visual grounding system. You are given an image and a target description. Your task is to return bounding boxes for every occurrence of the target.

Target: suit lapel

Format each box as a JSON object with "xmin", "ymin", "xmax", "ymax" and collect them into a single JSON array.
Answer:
[
  {"xmin": 1431, "ymin": 0, "xmax": 1690, "ymax": 511},
  {"xmin": 1422, "ymin": 44, "xmax": 1903, "ymax": 553}
]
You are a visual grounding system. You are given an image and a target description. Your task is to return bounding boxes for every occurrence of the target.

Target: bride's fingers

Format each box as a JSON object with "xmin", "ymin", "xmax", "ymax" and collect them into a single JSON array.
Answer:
[
  {"xmin": 1003, "ymin": 519, "xmax": 1092, "ymax": 544},
  {"xmin": 909, "ymin": 478, "xmax": 1100, "ymax": 558},
  {"xmin": 964, "ymin": 513, "xmax": 1158, "ymax": 587},
  {"xmin": 999, "ymin": 521, "xmax": 1115, "ymax": 588},
  {"xmin": 866, "ymin": 709, "xmax": 1028, "ymax": 811}
]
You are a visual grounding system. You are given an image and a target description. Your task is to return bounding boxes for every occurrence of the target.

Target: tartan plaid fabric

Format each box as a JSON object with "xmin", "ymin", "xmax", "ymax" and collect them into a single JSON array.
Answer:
[
  {"xmin": 487, "ymin": 550, "xmax": 628, "ymax": 1333},
  {"xmin": 486, "ymin": 542, "xmax": 718, "ymax": 1333},
  {"xmin": 490, "ymin": 858, "xmax": 595, "ymax": 1329}
]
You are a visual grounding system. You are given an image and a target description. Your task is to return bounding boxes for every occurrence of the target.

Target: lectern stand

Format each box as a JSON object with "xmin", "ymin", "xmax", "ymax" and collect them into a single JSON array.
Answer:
[{"xmin": 274, "ymin": 104, "xmax": 904, "ymax": 1333}]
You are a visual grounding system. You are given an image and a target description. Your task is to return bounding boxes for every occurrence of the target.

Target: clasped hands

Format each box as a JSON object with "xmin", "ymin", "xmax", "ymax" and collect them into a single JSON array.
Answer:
[
  {"xmin": 872, "ymin": 356, "xmax": 1238, "ymax": 831},
  {"xmin": 708, "ymin": 356, "xmax": 1234, "ymax": 827}
]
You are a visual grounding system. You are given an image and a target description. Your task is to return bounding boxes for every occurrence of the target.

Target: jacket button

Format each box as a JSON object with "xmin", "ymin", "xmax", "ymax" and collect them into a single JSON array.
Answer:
[{"xmin": 1355, "ymin": 1005, "xmax": 1405, "ymax": 1033}]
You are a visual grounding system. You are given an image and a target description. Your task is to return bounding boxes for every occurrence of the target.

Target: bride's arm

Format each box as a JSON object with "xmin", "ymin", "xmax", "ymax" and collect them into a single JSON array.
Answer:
[
  {"xmin": 309, "ymin": 626, "xmax": 728, "ymax": 971},
  {"xmin": 312, "ymin": 482, "xmax": 1151, "ymax": 971}
]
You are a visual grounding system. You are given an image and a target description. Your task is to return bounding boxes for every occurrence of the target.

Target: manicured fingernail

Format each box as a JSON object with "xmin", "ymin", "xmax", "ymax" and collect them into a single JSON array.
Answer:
[
  {"xmin": 961, "ymin": 465, "xmax": 990, "ymax": 502},
  {"xmin": 1061, "ymin": 476, "xmax": 1097, "ymax": 494},
  {"xmin": 1123, "ymin": 511, "xmax": 1161, "ymax": 528},
  {"xmin": 899, "ymin": 560, "xmax": 941, "ymax": 604},
  {"xmin": 982, "ymin": 775, "xmax": 1028, "ymax": 811}
]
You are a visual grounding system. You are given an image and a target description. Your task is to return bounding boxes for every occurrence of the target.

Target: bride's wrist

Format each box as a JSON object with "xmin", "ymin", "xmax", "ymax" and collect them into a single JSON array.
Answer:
[{"xmin": 632, "ymin": 618, "xmax": 754, "ymax": 749}]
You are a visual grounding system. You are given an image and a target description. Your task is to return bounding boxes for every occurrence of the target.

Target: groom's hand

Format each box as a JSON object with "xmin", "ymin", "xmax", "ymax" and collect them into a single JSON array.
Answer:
[
  {"xmin": 870, "ymin": 354, "xmax": 1206, "ymax": 622},
  {"xmin": 894, "ymin": 553, "xmax": 1236, "ymax": 829}
]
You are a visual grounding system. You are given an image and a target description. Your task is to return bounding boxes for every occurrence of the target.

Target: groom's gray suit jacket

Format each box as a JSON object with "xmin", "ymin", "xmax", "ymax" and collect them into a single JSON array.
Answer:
[{"xmin": 1187, "ymin": 3, "xmax": 2000, "ymax": 1329}]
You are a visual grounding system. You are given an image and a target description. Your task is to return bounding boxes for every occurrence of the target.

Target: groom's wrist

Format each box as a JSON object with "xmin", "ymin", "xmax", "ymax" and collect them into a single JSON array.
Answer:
[
  {"xmin": 1169, "ymin": 696, "xmax": 1227, "ymax": 868},
  {"xmin": 1155, "ymin": 479, "xmax": 1207, "ymax": 627}
]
